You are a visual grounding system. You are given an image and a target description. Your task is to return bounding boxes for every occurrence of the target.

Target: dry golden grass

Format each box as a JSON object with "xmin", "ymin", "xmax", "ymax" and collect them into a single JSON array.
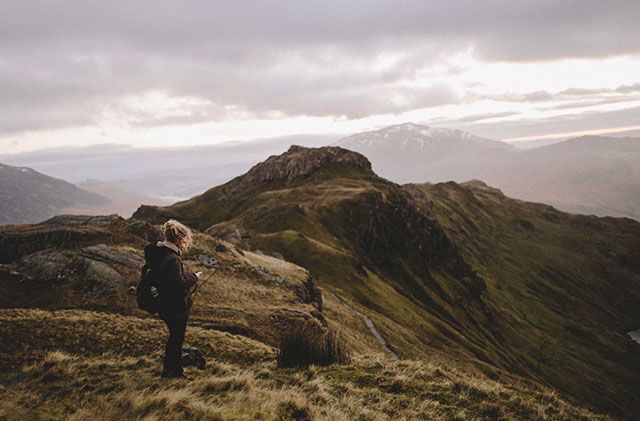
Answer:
[
  {"xmin": 0, "ymin": 338, "xmax": 604, "ymax": 420},
  {"xmin": 277, "ymin": 320, "xmax": 350, "ymax": 368}
]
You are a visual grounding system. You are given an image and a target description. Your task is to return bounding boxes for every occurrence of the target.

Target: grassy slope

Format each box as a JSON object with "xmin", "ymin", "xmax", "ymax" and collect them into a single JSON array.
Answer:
[
  {"xmin": 131, "ymin": 148, "xmax": 640, "ymax": 417},
  {"xmin": 139, "ymin": 169, "xmax": 503, "ymax": 365},
  {"xmin": 0, "ymin": 217, "xmax": 601, "ymax": 420},
  {"xmin": 0, "ymin": 309, "xmax": 600, "ymax": 420},
  {"xmin": 406, "ymin": 181, "xmax": 640, "ymax": 415}
]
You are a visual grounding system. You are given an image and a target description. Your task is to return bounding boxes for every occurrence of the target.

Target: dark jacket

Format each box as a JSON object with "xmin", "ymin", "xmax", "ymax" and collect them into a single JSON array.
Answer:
[{"xmin": 144, "ymin": 241, "xmax": 197, "ymax": 320}]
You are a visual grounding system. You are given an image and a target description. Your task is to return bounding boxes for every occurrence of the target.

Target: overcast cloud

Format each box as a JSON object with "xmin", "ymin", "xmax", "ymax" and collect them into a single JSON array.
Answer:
[{"xmin": 0, "ymin": 0, "xmax": 639, "ymax": 151}]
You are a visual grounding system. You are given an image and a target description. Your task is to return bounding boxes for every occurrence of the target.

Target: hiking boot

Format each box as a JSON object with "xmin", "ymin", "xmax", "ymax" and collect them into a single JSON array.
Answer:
[{"xmin": 161, "ymin": 372, "xmax": 189, "ymax": 381}]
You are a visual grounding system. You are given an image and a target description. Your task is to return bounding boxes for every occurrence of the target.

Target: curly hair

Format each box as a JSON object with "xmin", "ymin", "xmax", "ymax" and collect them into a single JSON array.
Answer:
[{"xmin": 161, "ymin": 219, "xmax": 193, "ymax": 253}]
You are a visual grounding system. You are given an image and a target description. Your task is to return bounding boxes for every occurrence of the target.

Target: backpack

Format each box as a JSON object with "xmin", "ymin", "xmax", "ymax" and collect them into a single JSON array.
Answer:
[
  {"xmin": 136, "ymin": 264, "xmax": 161, "ymax": 314},
  {"xmin": 136, "ymin": 242, "xmax": 171, "ymax": 314}
]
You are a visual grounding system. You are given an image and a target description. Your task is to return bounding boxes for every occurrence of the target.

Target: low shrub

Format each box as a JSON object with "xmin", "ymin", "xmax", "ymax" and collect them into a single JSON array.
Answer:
[{"xmin": 277, "ymin": 320, "xmax": 350, "ymax": 367}]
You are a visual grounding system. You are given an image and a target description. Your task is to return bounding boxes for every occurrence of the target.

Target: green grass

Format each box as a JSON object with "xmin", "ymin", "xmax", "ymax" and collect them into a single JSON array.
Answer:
[{"xmin": 52, "ymin": 147, "xmax": 640, "ymax": 417}]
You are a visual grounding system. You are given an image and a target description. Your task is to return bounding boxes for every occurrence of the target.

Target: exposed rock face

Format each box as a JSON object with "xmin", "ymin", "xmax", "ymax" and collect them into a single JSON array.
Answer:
[
  {"xmin": 323, "ymin": 177, "xmax": 485, "ymax": 307},
  {"xmin": 43, "ymin": 214, "xmax": 123, "ymax": 226},
  {"xmin": 0, "ymin": 224, "xmax": 112, "ymax": 264},
  {"xmin": 80, "ymin": 244, "xmax": 144, "ymax": 268},
  {"xmin": 15, "ymin": 245, "xmax": 135, "ymax": 293},
  {"xmin": 0, "ymin": 215, "xmax": 150, "ymax": 264},
  {"xmin": 207, "ymin": 223, "xmax": 248, "ymax": 244},
  {"xmin": 18, "ymin": 250, "xmax": 75, "ymax": 284},
  {"xmin": 290, "ymin": 275, "xmax": 323, "ymax": 312},
  {"xmin": 181, "ymin": 346, "xmax": 206, "ymax": 369},
  {"xmin": 76, "ymin": 256, "xmax": 126, "ymax": 293},
  {"xmin": 242, "ymin": 145, "xmax": 373, "ymax": 185}
]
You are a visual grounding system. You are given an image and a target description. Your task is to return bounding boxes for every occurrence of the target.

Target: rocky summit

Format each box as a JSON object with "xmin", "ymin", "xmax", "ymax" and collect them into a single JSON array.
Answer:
[{"xmin": 243, "ymin": 145, "xmax": 373, "ymax": 185}]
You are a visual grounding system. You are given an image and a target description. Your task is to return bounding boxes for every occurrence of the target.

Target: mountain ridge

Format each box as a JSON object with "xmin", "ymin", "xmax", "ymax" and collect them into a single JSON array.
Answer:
[
  {"xmin": 335, "ymin": 123, "xmax": 640, "ymax": 220},
  {"xmin": 133, "ymin": 145, "xmax": 640, "ymax": 417}
]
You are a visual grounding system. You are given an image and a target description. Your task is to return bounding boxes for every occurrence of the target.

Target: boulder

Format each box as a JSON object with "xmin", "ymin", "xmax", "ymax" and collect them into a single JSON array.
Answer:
[
  {"xmin": 181, "ymin": 346, "xmax": 206, "ymax": 369},
  {"xmin": 76, "ymin": 257, "xmax": 126, "ymax": 293},
  {"xmin": 81, "ymin": 244, "xmax": 144, "ymax": 268},
  {"xmin": 195, "ymin": 254, "xmax": 218, "ymax": 268},
  {"xmin": 215, "ymin": 243, "xmax": 229, "ymax": 253},
  {"xmin": 18, "ymin": 250, "xmax": 75, "ymax": 283}
]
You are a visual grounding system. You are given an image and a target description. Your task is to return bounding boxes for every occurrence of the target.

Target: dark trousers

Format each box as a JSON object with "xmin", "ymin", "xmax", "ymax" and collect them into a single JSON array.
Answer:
[{"xmin": 162, "ymin": 316, "xmax": 188, "ymax": 378}]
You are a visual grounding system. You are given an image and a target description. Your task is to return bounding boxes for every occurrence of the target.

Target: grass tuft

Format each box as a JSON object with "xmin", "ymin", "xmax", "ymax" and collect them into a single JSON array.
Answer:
[{"xmin": 277, "ymin": 320, "xmax": 350, "ymax": 368}]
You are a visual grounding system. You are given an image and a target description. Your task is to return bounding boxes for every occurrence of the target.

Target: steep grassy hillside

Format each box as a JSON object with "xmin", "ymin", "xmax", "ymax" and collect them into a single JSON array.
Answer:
[
  {"xmin": 0, "ymin": 214, "xmax": 599, "ymax": 419},
  {"xmin": 407, "ymin": 181, "xmax": 640, "ymax": 415},
  {"xmin": 134, "ymin": 147, "xmax": 496, "ymax": 364},
  {"xmin": 134, "ymin": 146, "xmax": 640, "ymax": 417}
]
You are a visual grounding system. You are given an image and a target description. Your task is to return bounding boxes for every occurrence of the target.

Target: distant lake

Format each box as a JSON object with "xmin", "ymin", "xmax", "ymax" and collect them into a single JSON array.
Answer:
[{"xmin": 629, "ymin": 330, "xmax": 640, "ymax": 344}]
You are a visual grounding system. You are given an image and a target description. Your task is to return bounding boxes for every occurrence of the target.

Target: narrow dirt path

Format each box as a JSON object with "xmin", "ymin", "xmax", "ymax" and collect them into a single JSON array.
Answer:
[{"xmin": 331, "ymin": 292, "xmax": 398, "ymax": 360}]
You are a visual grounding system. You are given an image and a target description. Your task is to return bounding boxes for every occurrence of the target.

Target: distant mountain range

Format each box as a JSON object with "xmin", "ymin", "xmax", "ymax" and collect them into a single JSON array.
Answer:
[
  {"xmin": 336, "ymin": 123, "xmax": 640, "ymax": 220},
  {"xmin": 0, "ymin": 163, "xmax": 108, "ymax": 225},
  {"xmin": 2, "ymin": 124, "xmax": 639, "ymax": 222},
  {"xmin": 0, "ymin": 134, "xmax": 337, "ymax": 203}
]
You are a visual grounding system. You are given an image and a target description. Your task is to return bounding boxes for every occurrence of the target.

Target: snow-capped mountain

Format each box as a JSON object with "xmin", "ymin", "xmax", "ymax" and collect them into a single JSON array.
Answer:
[
  {"xmin": 337, "ymin": 123, "xmax": 515, "ymax": 153},
  {"xmin": 335, "ymin": 123, "xmax": 517, "ymax": 183}
]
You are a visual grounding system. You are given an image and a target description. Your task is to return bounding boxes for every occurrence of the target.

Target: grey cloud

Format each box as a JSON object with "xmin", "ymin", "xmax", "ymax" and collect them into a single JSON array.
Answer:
[
  {"xmin": 425, "ymin": 111, "xmax": 520, "ymax": 125},
  {"xmin": 616, "ymin": 83, "xmax": 640, "ymax": 94},
  {"xmin": 475, "ymin": 83, "xmax": 640, "ymax": 109},
  {"xmin": 2, "ymin": 1, "xmax": 638, "ymax": 60},
  {"xmin": 454, "ymin": 105, "xmax": 640, "ymax": 140},
  {"xmin": 0, "ymin": 0, "xmax": 639, "ymax": 134},
  {"xmin": 560, "ymin": 87, "xmax": 610, "ymax": 96},
  {"xmin": 481, "ymin": 91, "xmax": 555, "ymax": 103},
  {"xmin": 542, "ymin": 95, "xmax": 640, "ymax": 111}
]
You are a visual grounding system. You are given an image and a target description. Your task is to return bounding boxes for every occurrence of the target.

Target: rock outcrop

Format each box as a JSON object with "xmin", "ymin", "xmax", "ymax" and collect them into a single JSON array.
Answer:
[{"xmin": 242, "ymin": 145, "xmax": 373, "ymax": 184}]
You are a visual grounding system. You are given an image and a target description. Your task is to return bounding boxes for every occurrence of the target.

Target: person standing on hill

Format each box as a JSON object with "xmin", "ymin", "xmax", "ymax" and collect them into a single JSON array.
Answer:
[{"xmin": 143, "ymin": 219, "xmax": 200, "ymax": 379}]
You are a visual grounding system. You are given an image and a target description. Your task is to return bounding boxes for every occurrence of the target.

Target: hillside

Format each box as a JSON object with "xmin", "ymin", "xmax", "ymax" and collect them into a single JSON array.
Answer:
[
  {"xmin": 335, "ymin": 124, "xmax": 640, "ymax": 220},
  {"xmin": 407, "ymin": 180, "xmax": 640, "ymax": 415},
  {"xmin": 497, "ymin": 136, "xmax": 640, "ymax": 219},
  {"xmin": 0, "ymin": 215, "xmax": 599, "ymax": 419},
  {"xmin": 134, "ymin": 145, "xmax": 640, "ymax": 417},
  {"xmin": 0, "ymin": 163, "xmax": 108, "ymax": 225}
]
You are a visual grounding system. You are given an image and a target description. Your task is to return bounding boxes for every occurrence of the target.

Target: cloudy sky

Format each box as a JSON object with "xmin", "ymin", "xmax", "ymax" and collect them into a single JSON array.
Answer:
[{"xmin": 1, "ymin": 0, "xmax": 639, "ymax": 153}]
